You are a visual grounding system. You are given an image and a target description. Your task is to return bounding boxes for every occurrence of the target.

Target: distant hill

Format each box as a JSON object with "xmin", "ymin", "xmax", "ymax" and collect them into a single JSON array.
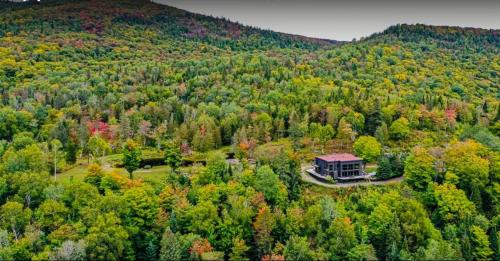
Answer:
[
  {"xmin": 0, "ymin": 0, "xmax": 337, "ymax": 50},
  {"xmin": 366, "ymin": 23, "xmax": 499, "ymax": 50},
  {"xmin": 3, "ymin": 1, "xmax": 498, "ymax": 50}
]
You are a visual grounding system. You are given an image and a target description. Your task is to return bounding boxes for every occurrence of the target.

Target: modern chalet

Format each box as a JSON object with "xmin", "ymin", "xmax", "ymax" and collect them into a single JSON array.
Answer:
[{"xmin": 313, "ymin": 153, "xmax": 365, "ymax": 180}]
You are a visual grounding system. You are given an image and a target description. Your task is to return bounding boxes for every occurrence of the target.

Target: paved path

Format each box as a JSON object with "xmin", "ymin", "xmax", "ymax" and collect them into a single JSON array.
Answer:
[{"xmin": 300, "ymin": 164, "xmax": 404, "ymax": 188}]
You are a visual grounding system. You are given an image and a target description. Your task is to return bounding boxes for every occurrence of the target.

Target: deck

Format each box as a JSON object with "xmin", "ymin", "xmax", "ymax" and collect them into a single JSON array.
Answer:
[
  {"xmin": 305, "ymin": 168, "xmax": 375, "ymax": 182},
  {"xmin": 301, "ymin": 165, "xmax": 403, "ymax": 188}
]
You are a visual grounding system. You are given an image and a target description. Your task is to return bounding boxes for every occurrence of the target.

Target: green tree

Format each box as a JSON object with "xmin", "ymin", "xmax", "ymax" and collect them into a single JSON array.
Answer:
[
  {"xmin": 389, "ymin": 117, "xmax": 410, "ymax": 140},
  {"xmin": 122, "ymin": 140, "xmax": 141, "ymax": 179},
  {"xmin": 10, "ymin": 171, "xmax": 51, "ymax": 208},
  {"xmin": 346, "ymin": 244, "xmax": 377, "ymax": 261},
  {"xmin": 353, "ymin": 136, "xmax": 382, "ymax": 162},
  {"xmin": 258, "ymin": 150, "xmax": 301, "ymax": 201},
  {"xmin": 337, "ymin": 118, "xmax": 356, "ymax": 148},
  {"xmin": 160, "ymin": 227, "xmax": 182, "ymax": 261},
  {"xmin": 254, "ymin": 165, "xmax": 288, "ymax": 206},
  {"xmin": 0, "ymin": 201, "xmax": 31, "ymax": 240},
  {"xmin": 186, "ymin": 201, "xmax": 219, "ymax": 239},
  {"xmin": 65, "ymin": 139, "xmax": 78, "ymax": 164},
  {"xmin": 85, "ymin": 213, "xmax": 131, "ymax": 261},
  {"xmin": 443, "ymin": 141, "xmax": 490, "ymax": 202},
  {"xmin": 368, "ymin": 203, "xmax": 401, "ymax": 259},
  {"xmin": 192, "ymin": 114, "xmax": 220, "ymax": 152},
  {"xmin": 205, "ymin": 151, "xmax": 229, "ymax": 183},
  {"xmin": 327, "ymin": 217, "xmax": 357, "ymax": 260},
  {"xmin": 229, "ymin": 237, "xmax": 250, "ymax": 261},
  {"xmin": 34, "ymin": 199, "xmax": 69, "ymax": 232},
  {"xmin": 311, "ymin": 123, "xmax": 334, "ymax": 153},
  {"xmin": 87, "ymin": 135, "xmax": 111, "ymax": 160},
  {"xmin": 420, "ymin": 239, "xmax": 462, "ymax": 260},
  {"xmin": 433, "ymin": 184, "xmax": 476, "ymax": 225},
  {"xmin": 1, "ymin": 144, "xmax": 46, "ymax": 174},
  {"xmin": 469, "ymin": 225, "xmax": 493, "ymax": 260},
  {"xmin": 376, "ymin": 155, "xmax": 393, "ymax": 179},
  {"xmin": 374, "ymin": 122, "xmax": 389, "ymax": 144},
  {"xmin": 164, "ymin": 142, "xmax": 182, "ymax": 172},
  {"xmin": 404, "ymin": 147, "xmax": 436, "ymax": 191},
  {"xmin": 11, "ymin": 132, "xmax": 35, "ymax": 150},
  {"xmin": 121, "ymin": 186, "xmax": 159, "ymax": 257},
  {"xmin": 283, "ymin": 235, "xmax": 314, "ymax": 261}
]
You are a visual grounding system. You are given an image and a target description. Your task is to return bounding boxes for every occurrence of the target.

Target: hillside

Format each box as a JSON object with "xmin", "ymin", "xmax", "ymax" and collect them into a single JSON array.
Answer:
[
  {"xmin": 0, "ymin": 0, "xmax": 499, "ymax": 260},
  {"xmin": 0, "ymin": 0, "xmax": 336, "ymax": 49},
  {"xmin": 370, "ymin": 24, "xmax": 499, "ymax": 49}
]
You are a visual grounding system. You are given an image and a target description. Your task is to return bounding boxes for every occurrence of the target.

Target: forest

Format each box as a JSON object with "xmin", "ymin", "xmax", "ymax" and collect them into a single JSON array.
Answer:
[{"xmin": 0, "ymin": 0, "xmax": 499, "ymax": 260}]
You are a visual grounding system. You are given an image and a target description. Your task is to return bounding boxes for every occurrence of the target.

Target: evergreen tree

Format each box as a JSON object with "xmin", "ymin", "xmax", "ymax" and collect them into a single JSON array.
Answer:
[
  {"xmin": 376, "ymin": 155, "xmax": 393, "ymax": 179},
  {"xmin": 160, "ymin": 228, "xmax": 182, "ymax": 261},
  {"xmin": 65, "ymin": 139, "xmax": 78, "ymax": 164}
]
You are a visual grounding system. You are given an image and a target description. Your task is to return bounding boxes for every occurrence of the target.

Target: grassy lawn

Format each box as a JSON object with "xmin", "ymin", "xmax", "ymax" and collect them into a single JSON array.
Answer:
[
  {"xmin": 57, "ymin": 147, "xmax": 215, "ymax": 187},
  {"xmin": 365, "ymin": 164, "xmax": 378, "ymax": 173},
  {"xmin": 133, "ymin": 165, "xmax": 171, "ymax": 183},
  {"xmin": 57, "ymin": 152, "xmax": 171, "ymax": 186},
  {"xmin": 58, "ymin": 164, "xmax": 171, "ymax": 185},
  {"xmin": 56, "ymin": 164, "xmax": 88, "ymax": 184}
]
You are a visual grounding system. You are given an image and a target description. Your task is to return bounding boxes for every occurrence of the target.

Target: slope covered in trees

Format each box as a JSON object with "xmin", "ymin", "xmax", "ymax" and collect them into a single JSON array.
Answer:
[{"xmin": 0, "ymin": 0, "xmax": 498, "ymax": 260}]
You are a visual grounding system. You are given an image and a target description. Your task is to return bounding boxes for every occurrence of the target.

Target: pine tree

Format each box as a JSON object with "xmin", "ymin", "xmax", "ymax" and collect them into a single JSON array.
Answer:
[
  {"xmin": 144, "ymin": 239, "xmax": 158, "ymax": 261},
  {"xmin": 65, "ymin": 140, "xmax": 78, "ymax": 164},
  {"xmin": 160, "ymin": 227, "xmax": 182, "ymax": 260},
  {"xmin": 376, "ymin": 156, "xmax": 393, "ymax": 180}
]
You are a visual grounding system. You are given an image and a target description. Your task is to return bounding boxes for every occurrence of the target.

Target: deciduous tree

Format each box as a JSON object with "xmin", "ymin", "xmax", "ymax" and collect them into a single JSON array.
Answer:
[
  {"xmin": 122, "ymin": 140, "xmax": 141, "ymax": 179},
  {"xmin": 353, "ymin": 136, "xmax": 381, "ymax": 162}
]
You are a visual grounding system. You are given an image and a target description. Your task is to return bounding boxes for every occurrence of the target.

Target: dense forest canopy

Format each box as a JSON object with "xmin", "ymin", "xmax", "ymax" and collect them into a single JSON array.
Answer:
[{"xmin": 0, "ymin": 0, "xmax": 499, "ymax": 260}]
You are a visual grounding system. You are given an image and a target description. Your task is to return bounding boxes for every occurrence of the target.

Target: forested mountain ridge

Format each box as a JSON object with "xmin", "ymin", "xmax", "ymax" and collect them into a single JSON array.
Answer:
[
  {"xmin": 371, "ymin": 24, "xmax": 499, "ymax": 49},
  {"xmin": 0, "ymin": 0, "xmax": 499, "ymax": 260},
  {"xmin": 0, "ymin": 0, "xmax": 336, "ymax": 49}
]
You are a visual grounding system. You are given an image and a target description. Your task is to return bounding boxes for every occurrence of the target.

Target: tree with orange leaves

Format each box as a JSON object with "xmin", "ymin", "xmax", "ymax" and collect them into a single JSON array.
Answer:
[{"xmin": 253, "ymin": 205, "xmax": 276, "ymax": 257}]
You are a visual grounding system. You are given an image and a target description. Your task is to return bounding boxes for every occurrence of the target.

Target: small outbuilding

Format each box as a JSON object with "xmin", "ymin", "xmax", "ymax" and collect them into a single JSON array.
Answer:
[{"xmin": 313, "ymin": 153, "xmax": 365, "ymax": 180}]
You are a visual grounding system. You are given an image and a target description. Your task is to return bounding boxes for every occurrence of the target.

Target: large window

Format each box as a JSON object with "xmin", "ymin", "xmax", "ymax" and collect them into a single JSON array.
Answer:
[
  {"xmin": 340, "ymin": 170, "xmax": 360, "ymax": 177},
  {"xmin": 339, "ymin": 163, "xmax": 362, "ymax": 177}
]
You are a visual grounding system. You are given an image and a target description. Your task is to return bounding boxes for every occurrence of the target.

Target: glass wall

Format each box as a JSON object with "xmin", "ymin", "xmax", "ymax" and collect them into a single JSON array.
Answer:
[{"xmin": 340, "ymin": 162, "xmax": 361, "ymax": 177}]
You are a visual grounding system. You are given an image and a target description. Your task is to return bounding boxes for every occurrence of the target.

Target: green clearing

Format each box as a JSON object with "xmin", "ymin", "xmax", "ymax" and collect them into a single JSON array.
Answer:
[
  {"xmin": 58, "ymin": 164, "xmax": 171, "ymax": 185},
  {"xmin": 57, "ymin": 153, "xmax": 172, "ymax": 185}
]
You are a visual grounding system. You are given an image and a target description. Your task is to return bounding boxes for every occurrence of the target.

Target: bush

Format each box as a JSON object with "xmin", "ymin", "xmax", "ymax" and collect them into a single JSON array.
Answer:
[{"xmin": 325, "ymin": 176, "xmax": 337, "ymax": 184}]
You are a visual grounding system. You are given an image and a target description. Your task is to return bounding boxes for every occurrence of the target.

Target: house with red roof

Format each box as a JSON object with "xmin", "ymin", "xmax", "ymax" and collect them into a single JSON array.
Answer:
[{"xmin": 313, "ymin": 153, "xmax": 365, "ymax": 180}]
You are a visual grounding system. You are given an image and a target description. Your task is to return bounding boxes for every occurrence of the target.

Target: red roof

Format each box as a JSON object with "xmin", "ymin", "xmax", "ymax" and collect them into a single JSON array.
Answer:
[{"xmin": 316, "ymin": 153, "xmax": 361, "ymax": 162}]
